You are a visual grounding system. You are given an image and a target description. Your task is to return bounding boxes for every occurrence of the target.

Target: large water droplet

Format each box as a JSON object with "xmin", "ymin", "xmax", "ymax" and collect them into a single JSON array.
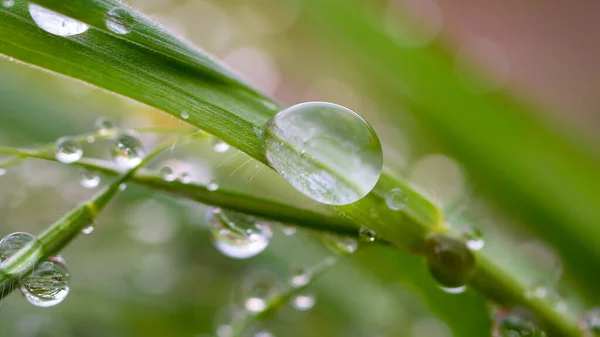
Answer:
[
  {"xmin": 55, "ymin": 137, "xmax": 82, "ymax": 164},
  {"xmin": 265, "ymin": 102, "xmax": 383, "ymax": 205},
  {"xmin": 80, "ymin": 170, "xmax": 100, "ymax": 188},
  {"xmin": 462, "ymin": 226, "xmax": 485, "ymax": 251},
  {"xmin": 323, "ymin": 234, "xmax": 358, "ymax": 255},
  {"xmin": 0, "ymin": 232, "xmax": 43, "ymax": 277},
  {"xmin": 425, "ymin": 233, "xmax": 475, "ymax": 289},
  {"xmin": 289, "ymin": 268, "xmax": 311, "ymax": 288},
  {"xmin": 492, "ymin": 308, "xmax": 547, "ymax": 337},
  {"xmin": 20, "ymin": 256, "xmax": 70, "ymax": 307},
  {"xmin": 207, "ymin": 208, "xmax": 272, "ymax": 259},
  {"xmin": 110, "ymin": 132, "xmax": 145, "ymax": 169},
  {"xmin": 2, "ymin": 0, "xmax": 14, "ymax": 8},
  {"xmin": 94, "ymin": 117, "xmax": 114, "ymax": 135},
  {"xmin": 28, "ymin": 3, "xmax": 89, "ymax": 37},
  {"xmin": 105, "ymin": 8, "xmax": 134, "ymax": 35},
  {"xmin": 160, "ymin": 166, "xmax": 176, "ymax": 182},
  {"xmin": 241, "ymin": 271, "xmax": 283, "ymax": 315},
  {"xmin": 581, "ymin": 308, "xmax": 600, "ymax": 337},
  {"xmin": 291, "ymin": 291, "xmax": 316, "ymax": 311},
  {"xmin": 386, "ymin": 188, "xmax": 407, "ymax": 211}
]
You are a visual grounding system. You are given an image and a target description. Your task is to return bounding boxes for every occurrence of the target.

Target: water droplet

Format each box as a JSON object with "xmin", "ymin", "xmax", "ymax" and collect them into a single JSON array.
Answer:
[
  {"xmin": 55, "ymin": 137, "xmax": 82, "ymax": 164},
  {"xmin": 80, "ymin": 170, "xmax": 100, "ymax": 188},
  {"xmin": 105, "ymin": 7, "xmax": 134, "ymax": 35},
  {"xmin": 323, "ymin": 234, "xmax": 358, "ymax": 255},
  {"xmin": 207, "ymin": 181, "xmax": 219, "ymax": 191},
  {"xmin": 119, "ymin": 183, "xmax": 127, "ymax": 191},
  {"xmin": 254, "ymin": 331, "xmax": 274, "ymax": 337},
  {"xmin": 282, "ymin": 225, "xmax": 297, "ymax": 236},
  {"xmin": 265, "ymin": 102, "xmax": 383, "ymax": 205},
  {"xmin": 492, "ymin": 308, "xmax": 547, "ymax": 337},
  {"xmin": 581, "ymin": 308, "xmax": 600, "ymax": 336},
  {"xmin": 160, "ymin": 166, "xmax": 176, "ymax": 182},
  {"xmin": 292, "ymin": 291, "xmax": 316, "ymax": 311},
  {"xmin": 2, "ymin": 0, "xmax": 14, "ymax": 8},
  {"xmin": 20, "ymin": 256, "xmax": 70, "ymax": 307},
  {"xmin": 94, "ymin": 117, "xmax": 113, "ymax": 135},
  {"xmin": 207, "ymin": 208, "xmax": 272, "ymax": 259},
  {"xmin": 213, "ymin": 139, "xmax": 230, "ymax": 153},
  {"xmin": 0, "ymin": 232, "xmax": 43, "ymax": 277},
  {"xmin": 290, "ymin": 268, "xmax": 311, "ymax": 288},
  {"xmin": 439, "ymin": 285, "xmax": 467, "ymax": 294},
  {"xmin": 525, "ymin": 283, "xmax": 548, "ymax": 299},
  {"xmin": 359, "ymin": 226, "xmax": 376, "ymax": 242},
  {"xmin": 110, "ymin": 132, "xmax": 145, "ymax": 169},
  {"xmin": 28, "ymin": 3, "xmax": 89, "ymax": 37},
  {"xmin": 0, "ymin": 168, "xmax": 6, "ymax": 176},
  {"xmin": 386, "ymin": 188, "xmax": 407, "ymax": 211},
  {"xmin": 425, "ymin": 233, "xmax": 475, "ymax": 289},
  {"xmin": 180, "ymin": 111, "xmax": 189, "ymax": 119},
  {"xmin": 179, "ymin": 172, "xmax": 191, "ymax": 184},
  {"xmin": 81, "ymin": 225, "xmax": 95, "ymax": 235},
  {"xmin": 241, "ymin": 271, "xmax": 283, "ymax": 315},
  {"xmin": 462, "ymin": 226, "xmax": 485, "ymax": 251},
  {"xmin": 216, "ymin": 324, "xmax": 233, "ymax": 337},
  {"xmin": 86, "ymin": 135, "xmax": 95, "ymax": 143}
]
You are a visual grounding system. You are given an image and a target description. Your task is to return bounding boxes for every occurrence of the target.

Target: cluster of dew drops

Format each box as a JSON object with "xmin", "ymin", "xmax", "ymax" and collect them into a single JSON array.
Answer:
[{"xmin": 2, "ymin": 1, "xmax": 599, "ymax": 335}]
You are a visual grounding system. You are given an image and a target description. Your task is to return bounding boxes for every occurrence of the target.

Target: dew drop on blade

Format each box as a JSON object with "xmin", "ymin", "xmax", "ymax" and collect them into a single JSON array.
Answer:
[
  {"xmin": 213, "ymin": 139, "xmax": 230, "ymax": 153},
  {"xmin": 282, "ymin": 225, "xmax": 297, "ymax": 236},
  {"xmin": 291, "ymin": 291, "xmax": 316, "ymax": 311},
  {"xmin": 28, "ymin": 3, "xmax": 89, "ymax": 37},
  {"xmin": 80, "ymin": 169, "xmax": 101, "ymax": 188},
  {"xmin": 105, "ymin": 7, "xmax": 134, "ymax": 35},
  {"xmin": 359, "ymin": 226, "xmax": 376, "ymax": 242},
  {"xmin": 20, "ymin": 256, "xmax": 70, "ymax": 307},
  {"xmin": 425, "ymin": 233, "xmax": 475, "ymax": 290},
  {"xmin": 207, "ymin": 208, "xmax": 272, "ymax": 259},
  {"xmin": 492, "ymin": 308, "xmax": 547, "ymax": 337},
  {"xmin": 265, "ymin": 102, "xmax": 383, "ymax": 205},
  {"xmin": 179, "ymin": 172, "xmax": 191, "ymax": 184},
  {"xmin": 94, "ymin": 117, "xmax": 114, "ymax": 135},
  {"xmin": 160, "ymin": 166, "xmax": 176, "ymax": 182},
  {"xmin": 323, "ymin": 234, "xmax": 358, "ymax": 255},
  {"xmin": 289, "ymin": 268, "xmax": 311, "ymax": 288},
  {"xmin": 180, "ymin": 111, "xmax": 189, "ymax": 119},
  {"xmin": 386, "ymin": 187, "xmax": 407, "ymax": 211},
  {"xmin": 2, "ymin": 0, "xmax": 14, "ymax": 8},
  {"xmin": 241, "ymin": 271, "xmax": 283, "ymax": 315},
  {"xmin": 0, "ymin": 232, "xmax": 43, "ymax": 277},
  {"xmin": 55, "ymin": 136, "xmax": 83, "ymax": 164},
  {"xmin": 461, "ymin": 226, "xmax": 485, "ymax": 251},
  {"xmin": 207, "ymin": 181, "xmax": 219, "ymax": 191},
  {"xmin": 110, "ymin": 132, "xmax": 145, "ymax": 169},
  {"xmin": 82, "ymin": 225, "xmax": 95, "ymax": 235}
]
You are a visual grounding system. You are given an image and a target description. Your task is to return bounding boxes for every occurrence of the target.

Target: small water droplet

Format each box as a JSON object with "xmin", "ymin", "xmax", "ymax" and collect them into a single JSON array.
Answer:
[
  {"xmin": 2, "ymin": 0, "xmax": 14, "ymax": 8},
  {"xmin": 119, "ymin": 183, "xmax": 127, "ymax": 191},
  {"xmin": 207, "ymin": 181, "xmax": 219, "ymax": 191},
  {"xmin": 216, "ymin": 324, "xmax": 233, "ymax": 337},
  {"xmin": 492, "ymin": 308, "xmax": 547, "ymax": 337},
  {"xmin": 86, "ymin": 135, "xmax": 95, "ymax": 143},
  {"xmin": 461, "ymin": 226, "xmax": 485, "ymax": 251},
  {"xmin": 105, "ymin": 7, "xmax": 134, "ymax": 35},
  {"xmin": 180, "ymin": 111, "xmax": 189, "ymax": 119},
  {"xmin": 265, "ymin": 102, "xmax": 383, "ymax": 205},
  {"xmin": 439, "ymin": 285, "xmax": 467, "ymax": 294},
  {"xmin": 241, "ymin": 271, "xmax": 283, "ymax": 315},
  {"xmin": 20, "ymin": 257, "xmax": 70, "ymax": 307},
  {"xmin": 28, "ymin": 3, "xmax": 89, "ymax": 36},
  {"xmin": 425, "ymin": 233, "xmax": 475, "ymax": 289},
  {"xmin": 289, "ymin": 268, "xmax": 311, "ymax": 288},
  {"xmin": 525, "ymin": 284, "xmax": 548, "ymax": 299},
  {"xmin": 359, "ymin": 226, "xmax": 376, "ymax": 242},
  {"xmin": 292, "ymin": 291, "xmax": 316, "ymax": 311},
  {"xmin": 581, "ymin": 307, "xmax": 600, "ymax": 336},
  {"xmin": 160, "ymin": 166, "xmax": 176, "ymax": 182},
  {"xmin": 254, "ymin": 331, "xmax": 274, "ymax": 337},
  {"xmin": 386, "ymin": 188, "xmax": 407, "ymax": 211},
  {"xmin": 179, "ymin": 172, "xmax": 191, "ymax": 184},
  {"xmin": 207, "ymin": 208, "xmax": 272, "ymax": 259},
  {"xmin": 0, "ymin": 168, "xmax": 6, "ymax": 176},
  {"xmin": 81, "ymin": 225, "xmax": 95, "ymax": 235},
  {"xmin": 213, "ymin": 139, "xmax": 230, "ymax": 153},
  {"xmin": 323, "ymin": 234, "xmax": 358, "ymax": 255},
  {"xmin": 80, "ymin": 170, "xmax": 100, "ymax": 188},
  {"xmin": 55, "ymin": 137, "xmax": 82, "ymax": 164},
  {"xmin": 94, "ymin": 117, "xmax": 113, "ymax": 135},
  {"xmin": 110, "ymin": 132, "xmax": 145, "ymax": 169},
  {"xmin": 0, "ymin": 232, "xmax": 43, "ymax": 276},
  {"xmin": 282, "ymin": 225, "xmax": 297, "ymax": 236}
]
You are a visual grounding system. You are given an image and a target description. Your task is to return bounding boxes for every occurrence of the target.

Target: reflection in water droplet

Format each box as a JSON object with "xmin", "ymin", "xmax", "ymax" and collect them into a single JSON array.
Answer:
[
  {"xmin": 581, "ymin": 307, "xmax": 600, "ymax": 337},
  {"xmin": 0, "ymin": 232, "xmax": 43, "ymax": 277},
  {"xmin": 359, "ymin": 226, "xmax": 376, "ymax": 242},
  {"xmin": 265, "ymin": 102, "xmax": 383, "ymax": 205},
  {"xmin": 241, "ymin": 271, "xmax": 283, "ymax": 315},
  {"xmin": 81, "ymin": 225, "xmax": 95, "ymax": 235},
  {"xmin": 207, "ymin": 181, "xmax": 219, "ymax": 191},
  {"xmin": 20, "ymin": 257, "xmax": 70, "ymax": 307},
  {"xmin": 213, "ymin": 139, "xmax": 230, "ymax": 153},
  {"xmin": 386, "ymin": 188, "xmax": 407, "ymax": 211},
  {"xmin": 28, "ymin": 3, "xmax": 89, "ymax": 37},
  {"xmin": 2, "ymin": 0, "xmax": 14, "ymax": 8},
  {"xmin": 462, "ymin": 226, "xmax": 485, "ymax": 251},
  {"xmin": 110, "ymin": 132, "xmax": 145, "ymax": 169},
  {"xmin": 425, "ymin": 233, "xmax": 475, "ymax": 289},
  {"xmin": 439, "ymin": 285, "xmax": 467, "ymax": 294},
  {"xmin": 292, "ymin": 291, "xmax": 316, "ymax": 311},
  {"xmin": 289, "ymin": 268, "xmax": 311, "ymax": 288},
  {"xmin": 94, "ymin": 117, "xmax": 114, "ymax": 135},
  {"xmin": 55, "ymin": 137, "xmax": 83, "ymax": 164},
  {"xmin": 80, "ymin": 170, "xmax": 100, "ymax": 188},
  {"xmin": 207, "ymin": 208, "xmax": 272, "ymax": 259},
  {"xmin": 323, "ymin": 234, "xmax": 358, "ymax": 255},
  {"xmin": 105, "ymin": 7, "xmax": 134, "ymax": 35},
  {"xmin": 160, "ymin": 166, "xmax": 176, "ymax": 182}
]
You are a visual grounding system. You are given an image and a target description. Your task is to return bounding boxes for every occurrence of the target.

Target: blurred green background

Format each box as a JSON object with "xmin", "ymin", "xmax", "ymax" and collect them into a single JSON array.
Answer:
[{"xmin": 1, "ymin": 0, "xmax": 600, "ymax": 336}]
